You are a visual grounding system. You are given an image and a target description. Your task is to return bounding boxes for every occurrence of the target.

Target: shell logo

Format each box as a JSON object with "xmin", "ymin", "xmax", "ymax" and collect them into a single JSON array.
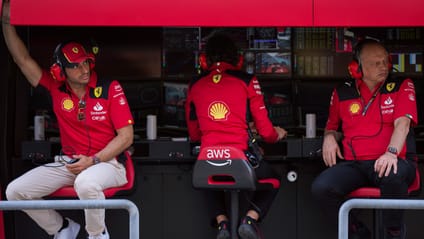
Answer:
[
  {"xmin": 349, "ymin": 102, "xmax": 361, "ymax": 115},
  {"xmin": 208, "ymin": 101, "xmax": 229, "ymax": 120},
  {"xmin": 62, "ymin": 98, "xmax": 75, "ymax": 112}
]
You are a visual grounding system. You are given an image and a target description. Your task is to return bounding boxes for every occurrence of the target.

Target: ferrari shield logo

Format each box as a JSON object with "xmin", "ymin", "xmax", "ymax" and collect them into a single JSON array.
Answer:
[
  {"xmin": 386, "ymin": 83, "xmax": 395, "ymax": 92},
  {"xmin": 92, "ymin": 46, "xmax": 99, "ymax": 55},
  {"xmin": 212, "ymin": 74, "xmax": 222, "ymax": 84},
  {"xmin": 94, "ymin": 87, "xmax": 103, "ymax": 98}
]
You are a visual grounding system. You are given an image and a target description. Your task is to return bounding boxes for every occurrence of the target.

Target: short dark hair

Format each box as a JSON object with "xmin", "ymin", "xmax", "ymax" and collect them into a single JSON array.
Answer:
[{"xmin": 205, "ymin": 34, "xmax": 239, "ymax": 67}]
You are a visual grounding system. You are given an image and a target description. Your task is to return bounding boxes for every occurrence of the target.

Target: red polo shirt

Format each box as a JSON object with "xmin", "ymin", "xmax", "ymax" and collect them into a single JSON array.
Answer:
[
  {"xmin": 185, "ymin": 62, "xmax": 278, "ymax": 151},
  {"xmin": 39, "ymin": 70, "xmax": 134, "ymax": 156},
  {"xmin": 326, "ymin": 78, "xmax": 418, "ymax": 160}
]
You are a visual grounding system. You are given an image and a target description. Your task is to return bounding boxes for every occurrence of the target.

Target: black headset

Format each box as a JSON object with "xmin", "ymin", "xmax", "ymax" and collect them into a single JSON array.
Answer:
[{"xmin": 348, "ymin": 39, "xmax": 392, "ymax": 80}]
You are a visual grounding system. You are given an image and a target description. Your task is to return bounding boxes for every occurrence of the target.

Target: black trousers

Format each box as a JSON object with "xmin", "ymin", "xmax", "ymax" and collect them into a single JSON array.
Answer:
[
  {"xmin": 311, "ymin": 159, "xmax": 416, "ymax": 230},
  {"xmin": 211, "ymin": 160, "xmax": 280, "ymax": 223}
]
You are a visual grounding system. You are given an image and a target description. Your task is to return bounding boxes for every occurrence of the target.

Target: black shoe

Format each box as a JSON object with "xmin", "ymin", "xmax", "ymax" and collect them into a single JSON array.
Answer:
[
  {"xmin": 216, "ymin": 221, "xmax": 230, "ymax": 239},
  {"xmin": 238, "ymin": 216, "xmax": 261, "ymax": 239},
  {"xmin": 349, "ymin": 221, "xmax": 371, "ymax": 239},
  {"xmin": 385, "ymin": 224, "xmax": 406, "ymax": 239}
]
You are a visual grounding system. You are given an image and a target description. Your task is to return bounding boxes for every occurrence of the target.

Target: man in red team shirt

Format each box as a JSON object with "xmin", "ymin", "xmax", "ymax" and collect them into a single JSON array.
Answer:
[
  {"xmin": 186, "ymin": 34, "xmax": 287, "ymax": 239},
  {"xmin": 2, "ymin": 3, "xmax": 134, "ymax": 239},
  {"xmin": 311, "ymin": 39, "xmax": 418, "ymax": 239}
]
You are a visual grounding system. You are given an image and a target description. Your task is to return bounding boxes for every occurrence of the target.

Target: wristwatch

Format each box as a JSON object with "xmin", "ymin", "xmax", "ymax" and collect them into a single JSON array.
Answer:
[
  {"xmin": 92, "ymin": 156, "xmax": 101, "ymax": 165},
  {"xmin": 387, "ymin": 146, "xmax": 398, "ymax": 156}
]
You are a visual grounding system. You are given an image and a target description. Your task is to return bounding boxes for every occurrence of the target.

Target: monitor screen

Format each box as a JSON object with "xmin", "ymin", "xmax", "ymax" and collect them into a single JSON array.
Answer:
[
  {"xmin": 261, "ymin": 81, "xmax": 294, "ymax": 127},
  {"xmin": 121, "ymin": 80, "xmax": 162, "ymax": 126},
  {"xmin": 255, "ymin": 52, "xmax": 291, "ymax": 75},
  {"xmin": 161, "ymin": 82, "xmax": 188, "ymax": 127}
]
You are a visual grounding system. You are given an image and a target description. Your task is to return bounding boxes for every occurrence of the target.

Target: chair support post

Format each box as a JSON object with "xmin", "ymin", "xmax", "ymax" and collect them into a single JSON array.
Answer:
[{"xmin": 230, "ymin": 190, "xmax": 239, "ymax": 239}]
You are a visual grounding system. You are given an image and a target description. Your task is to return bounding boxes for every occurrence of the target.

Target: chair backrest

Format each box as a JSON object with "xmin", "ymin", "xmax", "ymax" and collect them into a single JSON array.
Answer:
[
  {"xmin": 49, "ymin": 151, "xmax": 135, "ymax": 198},
  {"xmin": 192, "ymin": 146, "xmax": 257, "ymax": 190},
  {"xmin": 348, "ymin": 167, "xmax": 421, "ymax": 198}
]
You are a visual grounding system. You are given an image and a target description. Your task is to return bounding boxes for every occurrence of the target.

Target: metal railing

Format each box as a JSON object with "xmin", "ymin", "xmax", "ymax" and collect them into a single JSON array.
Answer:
[
  {"xmin": 339, "ymin": 198, "xmax": 424, "ymax": 239},
  {"xmin": 0, "ymin": 199, "xmax": 139, "ymax": 239}
]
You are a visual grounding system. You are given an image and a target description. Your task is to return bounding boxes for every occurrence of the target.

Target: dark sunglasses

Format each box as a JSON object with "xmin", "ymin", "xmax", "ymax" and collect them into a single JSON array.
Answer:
[{"xmin": 77, "ymin": 99, "xmax": 86, "ymax": 121}]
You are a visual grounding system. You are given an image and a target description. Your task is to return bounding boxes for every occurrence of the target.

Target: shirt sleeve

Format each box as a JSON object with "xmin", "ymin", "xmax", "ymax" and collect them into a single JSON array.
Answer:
[
  {"xmin": 394, "ymin": 78, "xmax": 418, "ymax": 126},
  {"xmin": 108, "ymin": 80, "xmax": 134, "ymax": 130},
  {"xmin": 38, "ymin": 70, "xmax": 58, "ymax": 92},
  {"xmin": 325, "ymin": 88, "xmax": 341, "ymax": 131},
  {"xmin": 248, "ymin": 76, "xmax": 278, "ymax": 143}
]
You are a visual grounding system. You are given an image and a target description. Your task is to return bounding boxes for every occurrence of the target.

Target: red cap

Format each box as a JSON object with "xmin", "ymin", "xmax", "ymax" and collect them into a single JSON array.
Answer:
[{"xmin": 61, "ymin": 42, "xmax": 94, "ymax": 67}]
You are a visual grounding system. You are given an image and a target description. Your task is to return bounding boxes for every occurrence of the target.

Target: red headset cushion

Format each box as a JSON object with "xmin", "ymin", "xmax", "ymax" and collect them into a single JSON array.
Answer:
[
  {"xmin": 50, "ymin": 63, "xmax": 66, "ymax": 82},
  {"xmin": 199, "ymin": 53, "xmax": 208, "ymax": 70},
  {"xmin": 348, "ymin": 60, "xmax": 362, "ymax": 80}
]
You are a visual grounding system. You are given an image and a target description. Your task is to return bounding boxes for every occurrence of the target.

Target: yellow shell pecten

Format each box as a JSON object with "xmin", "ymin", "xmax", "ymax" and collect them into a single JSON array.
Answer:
[{"xmin": 209, "ymin": 102, "xmax": 229, "ymax": 120}]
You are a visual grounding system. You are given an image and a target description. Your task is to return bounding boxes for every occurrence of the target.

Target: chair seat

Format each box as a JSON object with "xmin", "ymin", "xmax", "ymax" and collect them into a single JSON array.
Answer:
[
  {"xmin": 49, "ymin": 152, "xmax": 135, "ymax": 198},
  {"xmin": 346, "ymin": 167, "xmax": 420, "ymax": 239},
  {"xmin": 258, "ymin": 178, "xmax": 280, "ymax": 189},
  {"xmin": 348, "ymin": 168, "xmax": 421, "ymax": 198}
]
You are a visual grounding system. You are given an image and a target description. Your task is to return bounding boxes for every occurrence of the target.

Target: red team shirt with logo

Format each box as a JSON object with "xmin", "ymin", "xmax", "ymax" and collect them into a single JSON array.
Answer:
[
  {"xmin": 186, "ymin": 62, "xmax": 278, "ymax": 151},
  {"xmin": 326, "ymin": 78, "xmax": 418, "ymax": 160},
  {"xmin": 39, "ymin": 70, "xmax": 134, "ymax": 156}
]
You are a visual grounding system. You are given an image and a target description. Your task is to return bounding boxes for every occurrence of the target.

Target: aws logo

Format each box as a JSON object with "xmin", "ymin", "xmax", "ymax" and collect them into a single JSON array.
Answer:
[
  {"xmin": 208, "ymin": 101, "xmax": 230, "ymax": 120},
  {"xmin": 205, "ymin": 148, "xmax": 232, "ymax": 166},
  {"xmin": 349, "ymin": 102, "xmax": 361, "ymax": 115},
  {"xmin": 206, "ymin": 148, "xmax": 231, "ymax": 159}
]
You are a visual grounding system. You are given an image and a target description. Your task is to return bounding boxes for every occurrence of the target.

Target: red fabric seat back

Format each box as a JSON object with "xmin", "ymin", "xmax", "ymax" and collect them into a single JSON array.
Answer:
[{"xmin": 49, "ymin": 151, "xmax": 135, "ymax": 198}]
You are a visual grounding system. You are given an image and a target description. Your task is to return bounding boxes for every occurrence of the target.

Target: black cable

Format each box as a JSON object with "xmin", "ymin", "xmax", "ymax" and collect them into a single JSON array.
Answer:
[{"xmin": 349, "ymin": 92, "xmax": 384, "ymax": 160}]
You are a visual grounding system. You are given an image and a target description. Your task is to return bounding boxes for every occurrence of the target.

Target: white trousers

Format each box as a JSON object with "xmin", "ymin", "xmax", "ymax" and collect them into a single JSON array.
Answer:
[{"xmin": 5, "ymin": 158, "xmax": 127, "ymax": 236}]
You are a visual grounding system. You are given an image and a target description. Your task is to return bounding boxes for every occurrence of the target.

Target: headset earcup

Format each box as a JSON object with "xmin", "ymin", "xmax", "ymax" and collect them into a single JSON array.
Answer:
[
  {"xmin": 388, "ymin": 54, "xmax": 393, "ymax": 72},
  {"xmin": 50, "ymin": 63, "xmax": 66, "ymax": 82},
  {"xmin": 199, "ymin": 53, "xmax": 208, "ymax": 70},
  {"xmin": 236, "ymin": 54, "xmax": 244, "ymax": 70},
  {"xmin": 348, "ymin": 60, "xmax": 362, "ymax": 80},
  {"xmin": 87, "ymin": 53, "xmax": 96, "ymax": 70},
  {"xmin": 90, "ymin": 60, "xmax": 95, "ymax": 70}
]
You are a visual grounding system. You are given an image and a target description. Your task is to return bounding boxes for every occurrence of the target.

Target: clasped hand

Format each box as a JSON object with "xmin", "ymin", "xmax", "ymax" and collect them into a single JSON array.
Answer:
[{"xmin": 65, "ymin": 154, "xmax": 93, "ymax": 175}]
